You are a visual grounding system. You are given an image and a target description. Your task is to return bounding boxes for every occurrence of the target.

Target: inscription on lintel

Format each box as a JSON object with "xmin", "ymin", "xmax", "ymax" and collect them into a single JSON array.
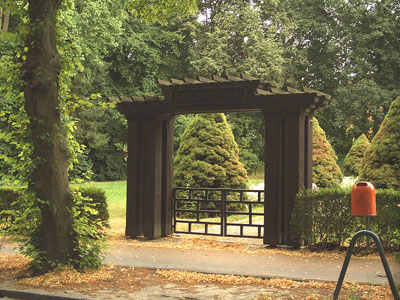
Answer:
[{"xmin": 172, "ymin": 88, "xmax": 247, "ymax": 105}]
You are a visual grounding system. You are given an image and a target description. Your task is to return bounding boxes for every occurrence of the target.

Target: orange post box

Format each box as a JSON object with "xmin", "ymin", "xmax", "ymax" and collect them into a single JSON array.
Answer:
[{"xmin": 351, "ymin": 182, "xmax": 376, "ymax": 216}]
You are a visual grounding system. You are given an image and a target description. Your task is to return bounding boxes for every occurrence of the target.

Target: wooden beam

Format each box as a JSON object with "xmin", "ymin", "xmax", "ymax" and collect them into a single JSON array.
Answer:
[
  {"xmin": 198, "ymin": 76, "xmax": 216, "ymax": 83},
  {"xmin": 144, "ymin": 95, "xmax": 161, "ymax": 101},
  {"xmin": 120, "ymin": 96, "xmax": 133, "ymax": 102},
  {"xmin": 142, "ymin": 119, "xmax": 163, "ymax": 238},
  {"xmin": 126, "ymin": 119, "xmax": 144, "ymax": 237},
  {"xmin": 285, "ymin": 112, "xmax": 305, "ymax": 246},
  {"xmin": 161, "ymin": 118, "xmax": 175, "ymax": 236},
  {"xmin": 184, "ymin": 78, "xmax": 201, "ymax": 84},
  {"xmin": 256, "ymin": 88, "xmax": 273, "ymax": 95},
  {"xmin": 264, "ymin": 111, "xmax": 284, "ymax": 246},
  {"xmin": 158, "ymin": 79, "xmax": 173, "ymax": 86},
  {"xmin": 171, "ymin": 78, "xmax": 186, "ymax": 85},
  {"xmin": 304, "ymin": 116, "xmax": 313, "ymax": 189},
  {"xmin": 212, "ymin": 75, "xmax": 230, "ymax": 82},
  {"xmin": 227, "ymin": 74, "xmax": 244, "ymax": 81},
  {"xmin": 271, "ymin": 87, "xmax": 290, "ymax": 95},
  {"xmin": 131, "ymin": 96, "xmax": 145, "ymax": 102},
  {"xmin": 286, "ymin": 87, "xmax": 304, "ymax": 94}
]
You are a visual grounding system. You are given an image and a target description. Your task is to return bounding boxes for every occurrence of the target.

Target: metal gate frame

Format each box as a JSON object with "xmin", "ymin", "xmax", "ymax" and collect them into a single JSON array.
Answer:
[{"xmin": 173, "ymin": 187, "xmax": 264, "ymax": 238}]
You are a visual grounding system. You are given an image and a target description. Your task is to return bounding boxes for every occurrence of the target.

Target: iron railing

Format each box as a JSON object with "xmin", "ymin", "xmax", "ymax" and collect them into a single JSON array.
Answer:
[{"xmin": 173, "ymin": 187, "xmax": 264, "ymax": 238}]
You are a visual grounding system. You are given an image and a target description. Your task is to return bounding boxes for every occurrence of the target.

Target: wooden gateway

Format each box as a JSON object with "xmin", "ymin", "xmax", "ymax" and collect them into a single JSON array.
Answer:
[{"xmin": 110, "ymin": 74, "xmax": 331, "ymax": 246}]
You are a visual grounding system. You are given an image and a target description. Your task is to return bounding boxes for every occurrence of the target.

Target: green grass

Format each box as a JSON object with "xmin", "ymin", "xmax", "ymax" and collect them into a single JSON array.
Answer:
[
  {"xmin": 74, "ymin": 181, "xmax": 126, "ymax": 235},
  {"xmin": 76, "ymin": 179, "xmax": 266, "ymax": 236}
]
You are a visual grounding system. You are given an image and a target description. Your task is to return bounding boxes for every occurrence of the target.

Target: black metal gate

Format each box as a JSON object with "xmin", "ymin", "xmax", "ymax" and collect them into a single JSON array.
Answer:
[{"xmin": 173, "ymin": 187, "xmax": 264, "ymax": 238}]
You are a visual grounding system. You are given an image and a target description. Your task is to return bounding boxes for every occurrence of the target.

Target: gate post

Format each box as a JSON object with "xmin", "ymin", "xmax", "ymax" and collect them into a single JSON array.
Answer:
[
  {"xmin": 264, "ymin": 110, "xmax": 284, "ymax": 245},
  {"xmin": 125, "ymin": 115, "xmax": 175, "ymax": 239},
  {"xmin": 263, "ymin": 109, "xmax": 311, "ymax": 246}
]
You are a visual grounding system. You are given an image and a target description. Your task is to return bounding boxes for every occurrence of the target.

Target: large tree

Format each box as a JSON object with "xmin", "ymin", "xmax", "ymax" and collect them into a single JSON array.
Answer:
[
  {"xmin": 11, "ymin": 0, "xmax": 196, "ymax": 272},
  {"xmin": 23, "ymin": 0, "xmax": 76, "ymax": 269}
]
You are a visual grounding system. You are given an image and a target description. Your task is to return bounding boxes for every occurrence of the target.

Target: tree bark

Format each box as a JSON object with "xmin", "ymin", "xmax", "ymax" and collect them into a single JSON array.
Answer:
[
  {"xmin": 2, "ymin": 7, "xmax": 10, "ymax": 32},
  {"xmin": 0, "ymin": 7, "xmax": 3, "ymax": 31},
  {"xmin": 23, "ymin": 0, "xmax": 77, "ymax": 271}
]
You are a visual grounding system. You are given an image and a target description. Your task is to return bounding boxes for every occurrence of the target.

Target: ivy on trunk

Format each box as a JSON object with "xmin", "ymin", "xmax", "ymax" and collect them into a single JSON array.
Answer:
[{"xmin": 23, "ymin": 0, "xmax": 77, "ymax": 271}]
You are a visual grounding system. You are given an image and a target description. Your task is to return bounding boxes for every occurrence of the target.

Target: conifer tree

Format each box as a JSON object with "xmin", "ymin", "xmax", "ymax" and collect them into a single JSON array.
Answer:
[
  {"xmin": 313, "ymin": 118, "xmax": 343, "ymax": 187},
  {"xmin": 174, "ymin": 113, "xmax": 248, "ymax": 190},
  {"xmin": 343, "ymin": 134, "xmax": 370, "ymax": 176},
  {"xmin": 359, "ymin": 97, "xmax": 400, "ymax": 189}
]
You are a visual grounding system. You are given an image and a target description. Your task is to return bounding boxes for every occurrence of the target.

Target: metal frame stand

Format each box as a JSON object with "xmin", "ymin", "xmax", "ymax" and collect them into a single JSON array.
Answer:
[{"xmin": 334, "ymin": 230, "xmax": 399, "ymax": 300}]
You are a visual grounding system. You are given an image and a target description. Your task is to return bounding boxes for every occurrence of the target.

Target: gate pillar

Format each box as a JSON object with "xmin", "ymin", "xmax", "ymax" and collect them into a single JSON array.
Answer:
[
  {"xmin": 263, "ymin": 110, "xmax": 313, "ymax": 246},
  {"xmin": 126, "ymin": 116, "xmax": 174, "ymax": 239}
]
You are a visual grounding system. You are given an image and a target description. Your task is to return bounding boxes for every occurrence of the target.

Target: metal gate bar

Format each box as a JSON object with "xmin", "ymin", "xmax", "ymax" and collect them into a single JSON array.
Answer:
[{"xmin": 173, "ymin": 187, "xmax": 264, "ymax": 238}]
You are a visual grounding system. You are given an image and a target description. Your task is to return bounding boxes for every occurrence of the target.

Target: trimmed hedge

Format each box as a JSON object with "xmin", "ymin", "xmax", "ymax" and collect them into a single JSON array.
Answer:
[
  {"xmin": 77, "ymin": 187, "xmax": 110, "ymax": 228},
  {"xmin": 0, "ymin": 186, "xmax": 109, "ymax": 230},
  {"xmin": 291, "ymin": 187, "xmax": 400, "ymax": 250},
  {"xmin": 343, "ymin": 134, "xmax": 370, "ymax": 176}
]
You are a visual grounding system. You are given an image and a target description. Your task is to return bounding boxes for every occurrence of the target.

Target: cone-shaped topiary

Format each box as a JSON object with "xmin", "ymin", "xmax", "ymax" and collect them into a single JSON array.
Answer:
[
  {"xmin": 174, "ymin": 113, "xmax": 249, "ymax": 189},
  {"xmin": 313, "ymin": 118, "xmax": 343, "ymax": 187},
  {"xmin": 359, "ymin": 97, "xmax": 400, "ymax": 189},
  {"xmin": 343, "ymin": 134, "xmax": 370, "ymax": 176}
]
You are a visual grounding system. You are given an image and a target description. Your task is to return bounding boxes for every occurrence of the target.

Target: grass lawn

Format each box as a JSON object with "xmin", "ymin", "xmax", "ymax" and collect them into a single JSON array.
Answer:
[{"xmin": 77, "ymin": 174, "xmax": 265, "ymax": 237}]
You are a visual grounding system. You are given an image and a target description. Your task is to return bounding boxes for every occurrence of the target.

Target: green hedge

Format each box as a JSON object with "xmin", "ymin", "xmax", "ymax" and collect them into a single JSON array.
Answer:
[
  {"xmin": 0, "ymin": 186, "xmax": 109, "ymax": 230},
  {"xmin": 291, "ymin": 187, "xmax": 400, "ymax": 250},
  {"xmin": 77, "ymin": 187, "xmax": 110, "ymax": 228}
]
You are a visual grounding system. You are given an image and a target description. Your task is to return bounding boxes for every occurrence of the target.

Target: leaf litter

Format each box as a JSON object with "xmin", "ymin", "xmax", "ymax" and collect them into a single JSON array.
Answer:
[{"xmin": 0, "ymin": 253, "xmax": 394, "ymax": 299}]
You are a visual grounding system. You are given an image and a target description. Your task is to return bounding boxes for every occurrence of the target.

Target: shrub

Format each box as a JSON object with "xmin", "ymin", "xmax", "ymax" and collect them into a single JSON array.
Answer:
[
  {"xmin": 313, "ymin": 118, "xmax": 343, "ymax": 187},
  {"xmin": 74, "ymin": 187, "xmax": 110, "ymax": 228},
  {"xmin": 343, "ymin": 134, "xmax": 370, "ymax": 176},
  {"xmin": 290, "ymin": 187, "xmax": 357, "ymax": 247},
  {"xmin": 0, "ymin": 186, "xmax": 110, "ymax": 270},
  {"xmin": 0, "ymin": 186, "xmax": 109, "ymax": 230},
  {"xmin": 174, "ymin": 113, "xmax": 249, "ymax": 214},
  {"xmin": 0, "ymin": 187, "xmax": 21, "ymax": 230},
  {"xmin": 175, "ymin": 113, "xmax": 249, "ymax": 189},
  {"xmin": 359, "ymin": 96, "xmax": 400, "ymax": 189},
  {"xmin": 291, "ymin": 187, "xmax": 400, "ymax": 250}
]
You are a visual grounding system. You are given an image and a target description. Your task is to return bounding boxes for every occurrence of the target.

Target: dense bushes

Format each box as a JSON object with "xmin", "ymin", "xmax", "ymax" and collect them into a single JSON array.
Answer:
[
  {"xmin": 291, "ymin": 187, "xmax": 400, "ymax": 250},
  {"xmin": 0, "ymin": 186, "xmax": 109, "ymax": 233}
]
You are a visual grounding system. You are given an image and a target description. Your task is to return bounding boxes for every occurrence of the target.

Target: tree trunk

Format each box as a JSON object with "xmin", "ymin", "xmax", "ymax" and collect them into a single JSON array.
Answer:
[
  {"xmin": 23, "ymin": 0, "xmax": 77, "ymax": 271},
  {"xmin": 0, "ymin": 7, "xmax": 3, "ymax": 31},
  {"xmin": 2, "ymin": 7, "xmax": 10, "ymax": 32}
]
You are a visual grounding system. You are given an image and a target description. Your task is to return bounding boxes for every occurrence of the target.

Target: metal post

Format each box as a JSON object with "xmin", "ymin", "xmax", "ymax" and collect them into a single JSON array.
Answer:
[
  {"xmin": 221, "ymin": 190, "xmax": 226, "ymax": 236},
  {"xmin": 333, "ymin": 230, "xmax": 399, "ymax": 300},
  {"xmin": 366, "ymin": 216, "xmax": 370, "ymax": 249}
]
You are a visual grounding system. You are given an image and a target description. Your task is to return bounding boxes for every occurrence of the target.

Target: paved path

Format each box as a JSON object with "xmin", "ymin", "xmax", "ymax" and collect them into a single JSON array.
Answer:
[
  {"xmin": 106, "ymin": 244, "xmax": 399, "ymax": 285},
  {"xmin": 1, "ymin": 242, "xmax": 399, "ymax": 299},
  {"xmin": 3, "ymin": 242, "xmax": 399, "ymax": 285}
]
